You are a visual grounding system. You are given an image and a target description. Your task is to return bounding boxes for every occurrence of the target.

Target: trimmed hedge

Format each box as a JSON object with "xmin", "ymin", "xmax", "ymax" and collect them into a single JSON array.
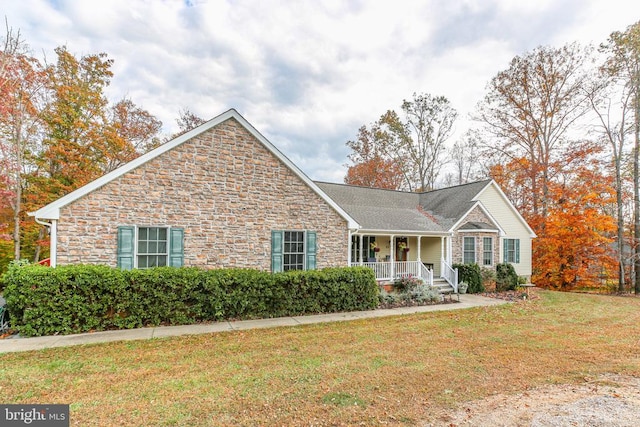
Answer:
[
  {"xmin": 452, "ymin": 263, "xmax": 485, "ymax": 293},
  {"xmin": 0, "ymin": 263, "xmax": 378, "ymax": 337}
]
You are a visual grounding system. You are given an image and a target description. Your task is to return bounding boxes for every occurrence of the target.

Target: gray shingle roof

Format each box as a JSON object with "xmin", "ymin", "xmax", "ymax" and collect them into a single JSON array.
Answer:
[{"xmin": 315, "ymin": 180, "xmax": 493, "ymax": 233}]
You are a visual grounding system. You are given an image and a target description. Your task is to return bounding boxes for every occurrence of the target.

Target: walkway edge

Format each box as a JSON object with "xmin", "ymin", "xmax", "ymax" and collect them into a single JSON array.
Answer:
[{"xmin": 0, "ymin": 295, "xmax": 507, "ymax": 354}]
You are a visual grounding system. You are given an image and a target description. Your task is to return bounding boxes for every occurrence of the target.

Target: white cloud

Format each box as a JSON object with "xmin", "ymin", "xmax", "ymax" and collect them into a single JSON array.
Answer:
[{"xmin": 2, "ymin": 0, "xmax": 638, "ymax": 181}]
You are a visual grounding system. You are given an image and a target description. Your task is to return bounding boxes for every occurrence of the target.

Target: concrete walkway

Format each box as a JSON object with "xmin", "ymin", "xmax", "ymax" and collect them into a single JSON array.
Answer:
[{"xmin": 0, "ymin": 294, "xmax": 507, "ymax": 354}]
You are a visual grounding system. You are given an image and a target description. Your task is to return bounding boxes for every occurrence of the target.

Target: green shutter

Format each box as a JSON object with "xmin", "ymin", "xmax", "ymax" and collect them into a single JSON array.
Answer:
[
  {"xmin": 515, "ymin": 239, "xmax": 520, "ymax": 263},
  {"xmin": 169, "ymin": 228, "xmax": 184, "ymax": 267},
  {"xmin": 503, "ymin": 239, "xmax": 507, "ymax": 263},
  {"xmin": 271, "ymin": 230, "xmax": 283, "ymax": 273},
  {"xmin": 306, "ymin": 231, "xmax": 317, "ymax": 270},
  {"xmin": 117, "ymin": 226, "xmax": 135, "ymax": 270}
]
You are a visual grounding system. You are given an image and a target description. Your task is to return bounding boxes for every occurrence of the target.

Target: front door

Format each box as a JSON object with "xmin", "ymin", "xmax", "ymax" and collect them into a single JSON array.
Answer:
[{"xmin": 396, "ymin": 237, "xmax": 407, "ymax": 262}]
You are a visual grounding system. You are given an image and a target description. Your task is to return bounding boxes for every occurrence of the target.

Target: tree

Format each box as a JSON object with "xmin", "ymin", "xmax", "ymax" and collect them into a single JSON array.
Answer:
[
  {"xmin": 173, "ymin": 107, "xmax": 205, "ymax": 138},
  {"xmin": 476, "ymin": 43, "xmax": 592, "ymax": 220},
  {"xmin": 532, "ymin": 148, "xmax": 616, "ymax": 290},
  {"xmin": 380, "ymin": 93, "xmax": 457, "ymax": 191},
  {"xmin": 600, "ymin": 21, "xmax": 640, "ymax": 293},
  {"xmin": 450, "ymin": 132, "xmax": 482, "ymax": 185},
  {"xmin": 585, "ymin": 69, "xmax": 634, "ymax": 292},
  {"xmin": 34, "ymin": 46, "xmax": 114, "ymax": 200},
  {"xmin": 344, "ymin": 124, "xmax": 403, "ymax": 189},
  {"xmin": 102, "ymin": 98, "xmax": 162, "ymax": 172},
  {"xmin": 345, "ymin": 92, "xmax": 457, "ymax": 191},
  {"xmin": 0, "ymin": 20, "xmax": 46, "ymax": 261},
  {"xmin": 491, "ymin": 143, "xmax": 617, "ymax": 290}
]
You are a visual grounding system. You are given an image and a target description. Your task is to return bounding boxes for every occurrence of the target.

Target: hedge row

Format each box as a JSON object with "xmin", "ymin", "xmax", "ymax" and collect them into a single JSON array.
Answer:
[{"xmin": 0, "ymin": 263, "xmax": 378, "ymax": 337}]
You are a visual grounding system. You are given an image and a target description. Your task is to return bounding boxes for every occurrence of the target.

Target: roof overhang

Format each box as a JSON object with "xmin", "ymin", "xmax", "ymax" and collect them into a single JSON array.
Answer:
[
  {"xmin": 449, "ymin": 200, "xmax": 506, "ymax": 236},
  {"xmin": 353, "ymin": 229, "xmax": 452, "ymax": 237}
]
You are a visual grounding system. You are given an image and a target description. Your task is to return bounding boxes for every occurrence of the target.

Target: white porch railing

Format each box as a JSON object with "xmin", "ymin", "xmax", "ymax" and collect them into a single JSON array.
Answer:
[
  {"xmin": 354, "ymin": 261, "xmax": 433, "ymax": 286},
  {"xmin": 441, "ymin": 258, "xmax": 459, "ymax": 292}
]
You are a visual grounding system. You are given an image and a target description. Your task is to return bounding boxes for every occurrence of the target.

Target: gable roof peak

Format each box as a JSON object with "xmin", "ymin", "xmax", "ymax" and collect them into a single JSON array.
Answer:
[{"xmin": 29, "ymin": 108, "xmax": 359, "ymax": 229}]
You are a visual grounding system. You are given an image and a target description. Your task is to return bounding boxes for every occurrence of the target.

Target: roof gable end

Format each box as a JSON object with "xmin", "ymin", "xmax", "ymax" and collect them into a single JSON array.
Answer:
[{"xmin": 30, "ymin": 109, "xmax": 359, "ymax": 229}]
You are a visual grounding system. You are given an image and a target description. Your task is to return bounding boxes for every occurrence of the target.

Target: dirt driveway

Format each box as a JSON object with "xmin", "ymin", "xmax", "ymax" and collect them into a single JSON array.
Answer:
[{"xmin": 426, "ymin": 374, "xmax": 640, "ymax": 426}]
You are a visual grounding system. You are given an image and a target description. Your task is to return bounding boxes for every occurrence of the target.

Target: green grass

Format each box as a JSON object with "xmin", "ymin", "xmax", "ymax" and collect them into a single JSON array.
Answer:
[{"xmin": 2, "ymin": 290, "xmax": 640, "ymax": 426}]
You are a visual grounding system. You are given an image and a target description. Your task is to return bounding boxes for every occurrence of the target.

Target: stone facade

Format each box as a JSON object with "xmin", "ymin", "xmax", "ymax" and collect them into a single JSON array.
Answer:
[
  {"xmin": 56, "ymin": 118, "xmax": 349, "ymax": 270},
  {"xmin": 451, "ymin": 205, "xmax": 500, "ymax": 268}
]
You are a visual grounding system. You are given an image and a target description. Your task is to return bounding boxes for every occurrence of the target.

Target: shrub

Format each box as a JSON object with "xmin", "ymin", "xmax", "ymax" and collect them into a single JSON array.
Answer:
[
  {"xmin": 1, "ymin": 264, "xmax": 378, "ymax": 337},
  {"xmin": 480, "ymin": 267, "xmax": 496, "ymax": 291},
  {"xmin": 392, "ymin": 275, "xmax": 424, "ymax": 293},
  {"xmin": 496, "ymin": 263, "xmax": 519, "ymax": 291},
  {"xmin": 452, "ymin": 263, "xmax": 484, "ymax": 293},
  {"xmin": 408, "ymin": 285, "xmax": 442, "ymax": 303}
]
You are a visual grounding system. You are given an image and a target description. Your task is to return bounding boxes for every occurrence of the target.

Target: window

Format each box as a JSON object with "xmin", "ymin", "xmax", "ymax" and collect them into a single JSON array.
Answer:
[
  {"xmin": 350, "ymin": 235, "xmax": 376, "ymax": 262},
  {"xmin": 117, "ymin": 226, "xmax": 184, "ymax": 270},
  {"xmin": 271, "ymin": 230, "xmax": 317, "ymax": 272},
  {"xmin": 463, "ymin": 236, "xmax": 475, "ymax": 264},
  {"xmin": 284, "ymin": 231, "xmax": 305, "ymax": 271},
  {"xmin": 138, "ymin": 227, "xmax": 168, "ymax": 268},
  {"xmin": 503, "ymin": 238, "xmax": 520, "ymax": 263},
  {"xmin": 483, "ymin": 237, "xmax": 493, "ymax": 266}
]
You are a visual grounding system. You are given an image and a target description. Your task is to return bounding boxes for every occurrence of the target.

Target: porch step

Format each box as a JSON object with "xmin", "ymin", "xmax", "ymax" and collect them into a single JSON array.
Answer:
[{"xmin": 432, "ymin": 279, "xmax": 455, "ymax": 294}]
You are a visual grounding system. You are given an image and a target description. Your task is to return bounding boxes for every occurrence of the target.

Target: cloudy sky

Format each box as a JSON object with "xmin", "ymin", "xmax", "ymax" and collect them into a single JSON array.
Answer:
[{"xmin": 2, "ymin": 0, "xmax": 638, "ymax": 182}]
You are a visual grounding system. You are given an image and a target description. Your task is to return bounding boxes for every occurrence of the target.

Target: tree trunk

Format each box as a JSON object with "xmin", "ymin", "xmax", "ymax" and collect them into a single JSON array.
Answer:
[
  {"xmin": 634, "ymin": 89, "xmax": 640, "ymax": 294},
  {"xmin": 616, "ymin": 158, "xmax": 626, "ymax": 292},
  {"xmin": 33, "ymin": 226, "xmax": 45, "ymax": 263}
]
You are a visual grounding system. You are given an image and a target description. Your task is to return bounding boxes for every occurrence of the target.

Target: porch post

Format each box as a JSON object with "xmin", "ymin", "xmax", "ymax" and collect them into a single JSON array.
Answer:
[
  {"xmin": 417, "ymin": 236, "xmax": 422, "ymax": 262},
  {"xmin": 390, "ymin": 234, "xmax": 395, "ymax": 279},
  {"xmin": 359, "ymin": 234, "xmax": 364, "ymax": 264}
]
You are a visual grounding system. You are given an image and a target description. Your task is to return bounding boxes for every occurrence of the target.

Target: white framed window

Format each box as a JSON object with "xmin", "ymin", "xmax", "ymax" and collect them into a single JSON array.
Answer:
[
  {"xmin": 271, "ymin": 230, "xmax": 317, "ymax": 272},
  {"xmin": 483, "ymin": 237, "xmax": 493, "ymax": 266},
  {"xmin": 284, "ymin": 231, "xmax": 305, "ymax": 271},
  {"xmin": 137, "ymin": 227, "xmax": 168, "ymax": 268},
  {"xmin": 503, "ymin": 238, "xmax": 520, "ymax": 263},
  {"xmin": 463, "ymin": 236, "xmax": 476, "ymax": 264},
  {"xmin": 117, "ymin": 226, "xmax": 184, "ymax": 270}
]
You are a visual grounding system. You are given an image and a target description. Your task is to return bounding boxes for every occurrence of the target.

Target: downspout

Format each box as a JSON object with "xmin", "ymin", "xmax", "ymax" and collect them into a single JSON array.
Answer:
[{"xmin": 34, "ymin": 218, "xmax": 57, "ymax": 267}]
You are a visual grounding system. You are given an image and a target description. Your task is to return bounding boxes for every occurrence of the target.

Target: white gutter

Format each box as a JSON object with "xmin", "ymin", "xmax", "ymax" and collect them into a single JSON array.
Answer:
[
  {"xmin": 353, "ymin": 229, "xmax": 452, "ymax": 237},
  {"xmin": 34, "ymin": 218, "xmax": 57, "ymax": 267}
]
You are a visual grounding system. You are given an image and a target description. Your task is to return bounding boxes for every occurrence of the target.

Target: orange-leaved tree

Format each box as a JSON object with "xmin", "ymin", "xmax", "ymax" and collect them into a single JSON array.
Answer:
[
  {"xmin": 492, "ymin": 144, "xmax": 617, "ymax": 290},
  {"xmin": 344, "ymin": 124, "xmax": 403, "ymax": 190}
]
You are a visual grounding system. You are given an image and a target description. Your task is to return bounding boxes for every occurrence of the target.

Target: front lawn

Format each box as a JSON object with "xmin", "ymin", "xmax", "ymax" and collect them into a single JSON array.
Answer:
[{"xmin": 1, "ymin": 290, "xmax": 640, "ymax": 426}]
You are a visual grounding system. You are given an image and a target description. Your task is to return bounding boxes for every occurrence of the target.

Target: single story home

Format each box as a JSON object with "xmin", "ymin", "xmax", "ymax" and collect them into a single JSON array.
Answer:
[{"xmin": 29, "ymin": 109, "xmax": 535, "ymax": 291}]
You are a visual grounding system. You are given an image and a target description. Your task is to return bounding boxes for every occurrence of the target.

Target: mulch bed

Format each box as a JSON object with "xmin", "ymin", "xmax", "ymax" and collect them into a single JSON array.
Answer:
[
  {"xmin": 378, "ymin": 298, "xmax": 459, "ymax": 310},
  {"xmin": 480, "ymin": 289, "xmax": 539, "ymax": 301}
]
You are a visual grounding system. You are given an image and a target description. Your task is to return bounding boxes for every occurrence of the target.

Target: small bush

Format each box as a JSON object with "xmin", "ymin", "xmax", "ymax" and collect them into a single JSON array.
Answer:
[
  {"xmin": 480, "ymin": 267, "xmax": 497, "ymax": 291},
  {"xmin": 452, "ymin": 263, "xmax": 485, "ymax": 293},
  {"xmin": 496, "ymin": 263, "xmax": 519, "ymax": 291},
  {"xmin": 392, "ymin": 275, "xmax": 424, "ymax": 293},
  {"xmin": 408, "ymin": 285, "xmax": 443, "ymax": 303}
]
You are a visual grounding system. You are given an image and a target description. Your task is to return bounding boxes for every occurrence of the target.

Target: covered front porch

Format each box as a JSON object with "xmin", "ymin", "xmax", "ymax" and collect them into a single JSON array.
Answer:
[{"xmin": 348, "ymin": 233, "xmax": 459, "ymax": 291}]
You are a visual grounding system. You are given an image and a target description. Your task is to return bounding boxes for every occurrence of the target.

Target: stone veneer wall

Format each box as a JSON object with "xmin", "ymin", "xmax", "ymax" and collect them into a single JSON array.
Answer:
[
  {"xmin": 56, "ymin": 118, "xmax": 349, "ymax": 270},
  {"xmin": 452, "ymin": 205, "xmax": 500, "ymax": 267}
]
